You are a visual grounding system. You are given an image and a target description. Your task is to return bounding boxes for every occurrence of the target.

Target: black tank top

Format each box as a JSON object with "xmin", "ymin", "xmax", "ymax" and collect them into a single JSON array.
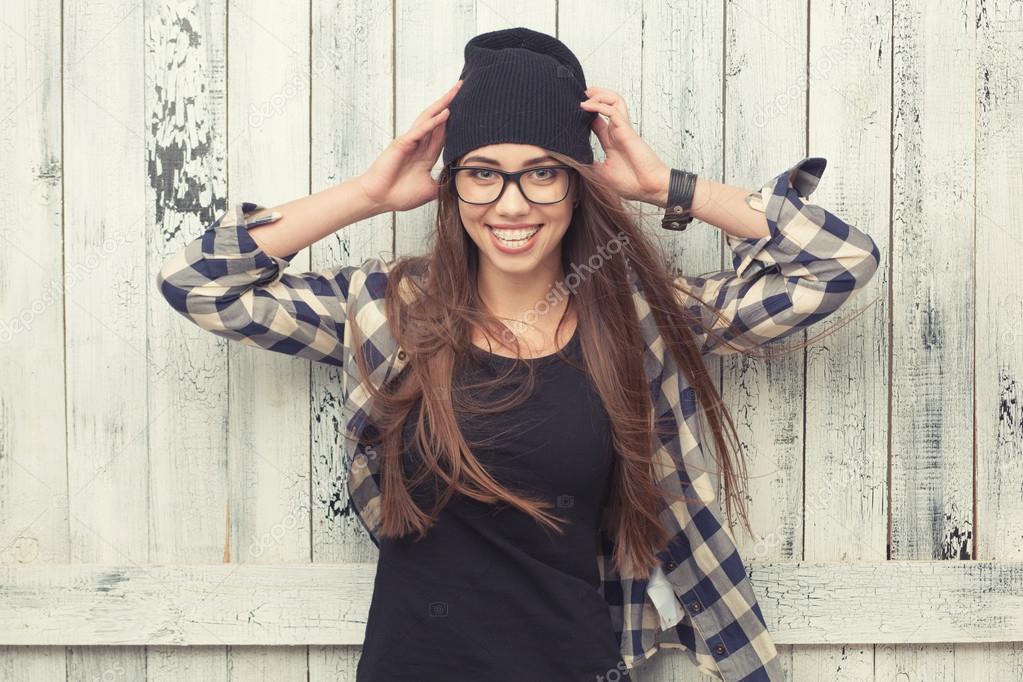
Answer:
[{"xmin": 356, "ymin": 325, "xmax": 629, "ymax": 681}]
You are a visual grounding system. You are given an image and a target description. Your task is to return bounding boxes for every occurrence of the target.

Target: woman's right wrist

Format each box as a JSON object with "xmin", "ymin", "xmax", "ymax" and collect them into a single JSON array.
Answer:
[{"xmin": 352, "ymin": 174, "xmax": 393, "ymax": 218}]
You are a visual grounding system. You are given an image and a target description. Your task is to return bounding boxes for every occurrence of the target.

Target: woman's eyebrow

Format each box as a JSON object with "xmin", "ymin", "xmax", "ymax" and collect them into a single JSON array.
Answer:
[{"xmin": 461, "ymin": 155, "xmax": 557, "ymax": 166}]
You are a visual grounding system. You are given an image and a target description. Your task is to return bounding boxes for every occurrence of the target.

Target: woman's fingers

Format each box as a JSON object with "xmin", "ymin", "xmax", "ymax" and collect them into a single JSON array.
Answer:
[
  {"xmin": 409, "ymin": 80, "xmax": 463, "ymax": 130},
  {"xmin": 590, "ymin": 112, "xmax": 613, "ymax": 151},
  {"xmin": 582, "ymin": 86, "xmax": 631, "ymax": 124},
  {"xmin": 580, "ymin": 98, "xmax": 634, "ymax": 137},
  {"xmin": 422, "ymin": 110, "xmax": 448, "ymax": 163},
  {"xmin": 398, "ymin": 106, "xmax": 449, "ymax": 152}
]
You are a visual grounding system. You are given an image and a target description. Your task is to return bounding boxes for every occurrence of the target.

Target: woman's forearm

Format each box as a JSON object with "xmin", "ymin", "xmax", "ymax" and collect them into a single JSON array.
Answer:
[
  {"xmin": 245, "ymin": 176, "xmax": 388, "ymax": 259},
  {"xmin": 649, "ymin": 169, "xmax": 771, "ymax": 241}
]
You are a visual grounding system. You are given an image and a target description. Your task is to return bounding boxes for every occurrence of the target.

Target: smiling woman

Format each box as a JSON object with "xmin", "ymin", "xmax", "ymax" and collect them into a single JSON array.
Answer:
[{"xmin": 154, "ymin": 23, "xmax": 879, "ymax": 682}]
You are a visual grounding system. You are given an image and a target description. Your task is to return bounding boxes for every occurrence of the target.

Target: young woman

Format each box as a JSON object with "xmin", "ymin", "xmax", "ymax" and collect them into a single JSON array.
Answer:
[{"xmin": 157, "ymin": 28, "xmax": 879, "ymax": 682}]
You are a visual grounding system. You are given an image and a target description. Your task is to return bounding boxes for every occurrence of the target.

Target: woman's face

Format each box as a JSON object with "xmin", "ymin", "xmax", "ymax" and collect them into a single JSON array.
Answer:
[{"xmin": 453, "ymin": 143, "xmax": 576, "ymax": 275}]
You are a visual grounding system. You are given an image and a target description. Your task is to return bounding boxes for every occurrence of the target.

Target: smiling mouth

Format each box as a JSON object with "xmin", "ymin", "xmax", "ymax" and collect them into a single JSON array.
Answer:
[{"xmin": 487, "ymin": 224, "xmax": 543, "ymax": 244}]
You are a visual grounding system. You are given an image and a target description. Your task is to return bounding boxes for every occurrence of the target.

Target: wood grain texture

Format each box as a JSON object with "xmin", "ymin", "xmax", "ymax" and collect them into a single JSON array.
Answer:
[
  {"xmin": 2, "ymin": 562, "xmax": 1021, "ymax": 645},
  {"xmin": 722, "ymin": 0, "xmax": 809, "ymax": 567},
  {"xmin": 146, "ymin": 2, "xmax": 231, "ymax": 681},
  {"xmin": 890, "ymin": 0, "xmax": 975, "ymax": 563},
  {"xmin": 226, "ymin": 2, "xmax": 313, "ymax": 681},
  {"xmin": 63, "ymin": 0, "xmax": 148, "ymax": 679},
  {"xmin": 0, "ymin": 1, "xmax": 67, "ymax": 681},
  {"xmin": 975, "ymin": 1, "xmax": 1023, "ymax": 680},
  {"xmin": 798, "ymin": 0, "xmax": 892, "ymax": 679},
  {"xmin": 310, "ymin": 0, "xmax": 394, "ymax": 569}
]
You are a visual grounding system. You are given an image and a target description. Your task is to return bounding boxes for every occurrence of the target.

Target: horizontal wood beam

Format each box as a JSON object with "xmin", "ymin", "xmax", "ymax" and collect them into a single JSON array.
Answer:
[{"xmin": 2, "ymin": 561, "xmax": 1020, "ymax": 646}]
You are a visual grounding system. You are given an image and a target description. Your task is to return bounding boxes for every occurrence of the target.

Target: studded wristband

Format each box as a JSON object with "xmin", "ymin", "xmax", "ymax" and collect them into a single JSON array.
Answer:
[{"xmin": 660, "ymin": 168, "xmax": 697, "ymax": 231}]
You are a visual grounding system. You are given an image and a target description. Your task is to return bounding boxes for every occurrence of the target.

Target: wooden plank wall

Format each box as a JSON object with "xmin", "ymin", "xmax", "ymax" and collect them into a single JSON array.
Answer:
[{"xmin": 0, "ymin": 1, "xmax": 1020, "ymax": 680}]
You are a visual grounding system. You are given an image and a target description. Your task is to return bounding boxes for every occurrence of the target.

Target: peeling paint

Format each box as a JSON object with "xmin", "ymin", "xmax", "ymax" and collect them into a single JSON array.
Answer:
[{"xmin": 147, "ymin": 5, "xmax": 220, "ymax": 242}]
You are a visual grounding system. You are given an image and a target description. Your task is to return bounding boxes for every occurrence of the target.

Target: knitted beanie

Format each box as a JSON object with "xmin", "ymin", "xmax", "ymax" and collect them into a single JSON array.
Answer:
[{"xmin": 442, "ymin": 27, "xmax": 597, "ymax": 167}]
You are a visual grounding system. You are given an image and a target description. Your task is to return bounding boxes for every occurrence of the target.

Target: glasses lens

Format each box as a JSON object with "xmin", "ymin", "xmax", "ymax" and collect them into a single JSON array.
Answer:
[{"xmin": 454, "ymin": 167, "xmax": 570, "ymax": 204}]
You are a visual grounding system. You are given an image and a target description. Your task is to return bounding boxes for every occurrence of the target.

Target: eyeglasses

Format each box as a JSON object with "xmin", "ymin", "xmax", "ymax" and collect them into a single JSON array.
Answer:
[{"xmin": 448, "ymin": 164, "xmax": 576, "ymax": 205}]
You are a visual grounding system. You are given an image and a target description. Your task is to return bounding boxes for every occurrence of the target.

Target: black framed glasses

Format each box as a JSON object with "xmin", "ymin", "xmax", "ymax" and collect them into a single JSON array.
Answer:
[{"xmin": 448, "ymin": 164, "xmax": 577, "ymax": 205}]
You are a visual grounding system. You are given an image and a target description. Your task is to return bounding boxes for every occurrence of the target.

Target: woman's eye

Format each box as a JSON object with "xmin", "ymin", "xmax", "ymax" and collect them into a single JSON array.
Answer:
[{"xmin": 531, "ymin": 169, "xmax": 552, "ymax": 180}]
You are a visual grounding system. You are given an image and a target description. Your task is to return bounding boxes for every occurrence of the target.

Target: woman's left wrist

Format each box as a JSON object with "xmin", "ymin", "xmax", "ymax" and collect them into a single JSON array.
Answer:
[
  {"xmin": 646, "ymin": 165, "xmax": 672, "ymax": 208},
  {"xmin": 657, "ymin": 167, "xmax": 699, "ymax": 231}
]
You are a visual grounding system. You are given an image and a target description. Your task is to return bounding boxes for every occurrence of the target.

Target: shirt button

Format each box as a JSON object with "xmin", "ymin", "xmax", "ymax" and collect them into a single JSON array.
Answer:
[
  {"xmin": 665, "ymin": 560, "xmax": 677, "ymax": 571},
  {"xmin": 689, "ymin": 601, "xmax": 702, "ymax": 612},
  {"xmin": 397, "ymin": 350, "xmax": 406, "ymax": 360},
  {"xmin": 713, "ymin": 644, "xmax": 726, "ymax": 656}
]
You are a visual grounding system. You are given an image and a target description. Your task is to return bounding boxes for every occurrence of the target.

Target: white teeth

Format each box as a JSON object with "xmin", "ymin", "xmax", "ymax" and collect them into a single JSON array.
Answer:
[{"xmin": 490, "ymin": 225, "xmax": 540, "ymax": 243}]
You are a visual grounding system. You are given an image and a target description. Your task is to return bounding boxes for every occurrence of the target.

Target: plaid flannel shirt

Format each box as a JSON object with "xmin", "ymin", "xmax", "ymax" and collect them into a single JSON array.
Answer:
[{"xmin": 156, "ymin": 156, "xmax": 880, "ymax": 681}]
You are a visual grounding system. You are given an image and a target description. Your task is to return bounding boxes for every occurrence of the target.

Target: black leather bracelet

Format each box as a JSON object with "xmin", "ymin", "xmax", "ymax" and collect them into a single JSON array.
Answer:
[{"xmin": 661, "ymin": 168, "xmax": 697, "ymax": 231}]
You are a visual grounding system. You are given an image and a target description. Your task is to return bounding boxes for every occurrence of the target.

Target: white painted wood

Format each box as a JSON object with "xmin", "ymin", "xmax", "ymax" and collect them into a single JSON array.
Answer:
[
  {"xmin": 721, "ymin": 0, "xmax": 808, "ymax": 564},
  {"xmin": 307, "ymin": 1, "xmax": 395, "ymax": 678},
  {"xmin": 393, "ymin": 0, "xmax": 476, "ymax": 259},
  {"xmin": 227, "ymin": 2, "xmax": 312, "ymax": 681},
  {"xmin": 147, "ymin": 0, "xmax": 231, "ymax": 572},
  {"xmin": 799, "ymin": 0, "xmax": 893, "ymax": 679},
  {"xmin": 975, "ymin": 0, "xmax": 1023, "ymax": 566},
  {"xmin": 0, "ymin": 0, "xmax": 66, "ymax": 560},
  {"xmin": 890, "ymin": 0, "xmax": 975, "ymax": 562},
  {"xmin": 145, "ymin": 3, "xmax": 232, "ymax": 682},
  {"xmin": 975, "ymin": 3, "xmax": 1023, "ymax": 682},
  {"xmin": 2, "ymin": 562, "xmax": 1022, "ymax": 645},
  {"xmin": 890, "ymin": 0, "xmax": 979, "ymax": 679},
  {"xmin": 0, "ymin": 647, "xmax": 66, "ymax": 682},
  {"xmin": 62, "ymin": 0, "xmax": 148, "ymax": 680},
  {"xmin": 309, "ymin": 0, "xmax": 395, "ymax": 568},
  {"xmin": 639, "ymin": 0, "xmax": 728, "ymax": 335},
  {"xmin": 719, "ymin": 3, "xmax": 809, "ymax": 676}
]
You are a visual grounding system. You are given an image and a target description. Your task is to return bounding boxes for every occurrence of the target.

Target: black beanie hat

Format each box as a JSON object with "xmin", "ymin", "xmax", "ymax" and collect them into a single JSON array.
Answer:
[{"xmin": 442, "ymin": 27, "xmax": 597, "ymax": 167}]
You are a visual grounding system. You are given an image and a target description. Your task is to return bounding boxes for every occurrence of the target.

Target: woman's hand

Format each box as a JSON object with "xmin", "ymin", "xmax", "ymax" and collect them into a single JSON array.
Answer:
[
  {"xmin": 357, "ymin": 80, "xmax": 463, "ymax": 213},
  {"xmin": 579, "ymin": 86, "xmax": 672, "ymax": 206}
]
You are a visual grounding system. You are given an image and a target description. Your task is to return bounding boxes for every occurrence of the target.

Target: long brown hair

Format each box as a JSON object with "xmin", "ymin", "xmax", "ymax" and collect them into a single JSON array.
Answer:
[{"xmin": 349, "ymin": 150, "xmax": 872, "ymax": 579}]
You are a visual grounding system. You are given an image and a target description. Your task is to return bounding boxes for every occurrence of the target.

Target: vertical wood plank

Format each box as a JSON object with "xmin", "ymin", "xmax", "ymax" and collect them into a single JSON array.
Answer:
[
  {"xmin": 720, "ymin": 1, "xmax": 808, "ymax": 674},
  {"xmin": 0, "ymin": 0, "xmax": 66, "ymax": 592},
  {"xmin": 797, "ymin": 0, "xmax": 891, "ymax": 678},
  {"xmin": 0, "ymin": 0, "xmax": 68, "ymax": 673},
  {"xmin": 63, "ymin": 0, "xmax": 148, "ymax": 678},
  {"xmin": 308, "ymin": 0, "xmax": 394, "ymax": 676},
  {"xmin": 890, "ymin": 0, "xmax": 975, "ymax": 562},
  {"xmin": 642, "ymin": 0, "xmax": 728, "ymax": 337},
  {"xmin": 974, "ymin": 0, "xmax": 1023, "ymax": 676},
  {"xmin": 309, "ymin": 0, "xmax": 395, "ymax": 566},
  {"xmin": 393, "ymin": 0, "xmax": 476, "ymax": 259},
  {"xmin": 146, "ymin": 2, "xmax": 230, "ymax": 680},
  {"xmin": 227, "ymin": 1, "xmax": 311, "ymax": 679},
  {"xmin": 0, "ymin": 648, "xmax": 65, "ymax": 682},
  {"xmin": 887, "ymin": 0, "xmax": 975, "ymax": 678},
  {"xmin": 722, "ymin": 0, "xmax": 808, "ymax": 555},
  {"xmin": 975, "ymin": 0, "xmax": 1023, "ymax": 567}
]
